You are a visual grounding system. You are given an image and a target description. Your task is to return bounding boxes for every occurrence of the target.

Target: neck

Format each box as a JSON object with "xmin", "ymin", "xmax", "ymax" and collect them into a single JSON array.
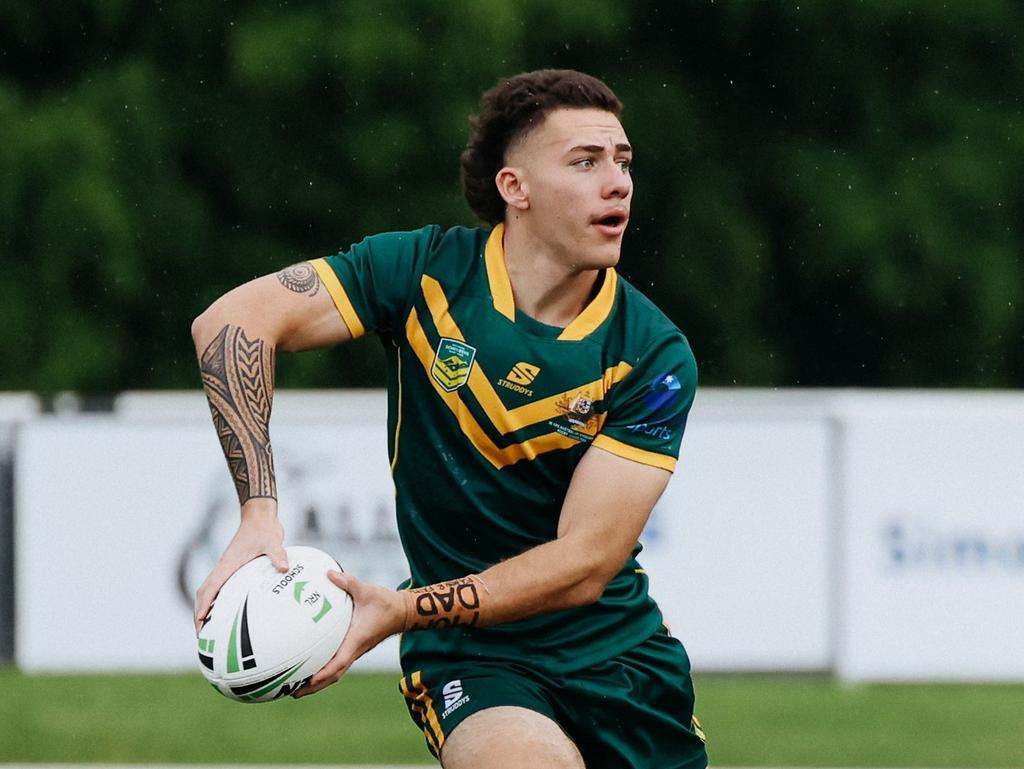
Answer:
[{"xmin": 501, "ymin": 218, "xmax": 603, "ymax": 328}]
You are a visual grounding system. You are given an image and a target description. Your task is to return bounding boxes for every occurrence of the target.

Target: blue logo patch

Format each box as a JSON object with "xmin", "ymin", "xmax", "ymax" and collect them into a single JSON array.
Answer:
[{"xmin": 643, "ymin": 373, "xmax": 682, "ymax": 413}]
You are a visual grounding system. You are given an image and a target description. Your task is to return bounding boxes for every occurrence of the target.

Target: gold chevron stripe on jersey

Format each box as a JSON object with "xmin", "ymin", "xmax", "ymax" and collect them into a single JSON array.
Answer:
[
  {"xmin": 406, "ymin": 307, "xmax": 580, "ymax": 469},
  {"xmin": 420, "ymin": 274, "xmax": 633, "ymax": 435},
  {"xmin": 309, "ymin": 258, "xmax": 366, "ymax": 338},
  {"xmin": 483, "ymin": 224, "xmax": 619, "ymax": 340}
]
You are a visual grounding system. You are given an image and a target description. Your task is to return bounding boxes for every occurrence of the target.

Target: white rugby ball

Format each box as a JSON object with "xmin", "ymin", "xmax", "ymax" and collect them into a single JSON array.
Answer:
[{"xmin": 197, "ymin": 545, "xmax": 352, "ymax": 703}]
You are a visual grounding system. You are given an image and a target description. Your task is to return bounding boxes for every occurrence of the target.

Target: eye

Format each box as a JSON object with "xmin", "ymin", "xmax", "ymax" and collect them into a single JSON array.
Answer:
[
  {"xmin": 572, "ymin": 157, "xmax": 595, "ymax": 169},
  {"xmin": 617, "ymin": 158, "xmax": 632, "ymax": 172}
]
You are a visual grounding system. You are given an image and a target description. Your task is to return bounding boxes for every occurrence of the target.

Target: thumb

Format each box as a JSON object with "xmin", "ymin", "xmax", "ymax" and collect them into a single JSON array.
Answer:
[
  {"xmin": 269, "ymin": 545, "xmax": 289, "ymax": 573},
  {"xmin": 327, "ymin": 569, "xmax": 357, "ymax": 593}
]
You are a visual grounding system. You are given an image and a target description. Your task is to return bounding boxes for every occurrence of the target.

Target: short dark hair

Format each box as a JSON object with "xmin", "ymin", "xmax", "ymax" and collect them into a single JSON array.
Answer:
[{"xmin": 460, "ymin": 69, "xmax": 624, "ymax": 225}]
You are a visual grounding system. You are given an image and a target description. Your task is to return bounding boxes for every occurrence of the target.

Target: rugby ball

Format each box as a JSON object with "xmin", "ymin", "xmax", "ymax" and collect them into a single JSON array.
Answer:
[{"xmin": 197, "ymin": 545, "xmax": 352, "ymax": 703}]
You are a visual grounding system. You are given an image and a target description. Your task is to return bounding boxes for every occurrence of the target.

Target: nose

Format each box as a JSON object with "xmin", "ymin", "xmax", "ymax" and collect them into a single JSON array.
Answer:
[{"xmin": 601, "ymin": 160, "xmax": 631, "ymax": 200}]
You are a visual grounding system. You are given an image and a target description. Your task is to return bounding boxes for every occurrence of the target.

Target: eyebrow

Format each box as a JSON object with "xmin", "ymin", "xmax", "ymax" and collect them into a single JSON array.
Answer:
[{"xmin": 567, "ymin": 143, "xmax": 633, "ymax": 154}]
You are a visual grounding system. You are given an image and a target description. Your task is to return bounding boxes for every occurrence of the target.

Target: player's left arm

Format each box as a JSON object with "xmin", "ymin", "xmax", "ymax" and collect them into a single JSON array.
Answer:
[
  {"xmin": 458, "ymin": 446, "xmax": 670, "ymax": 620},
  {"xmin": 294, "ymin": 447, "xmax": 667, "ymax": 697}
]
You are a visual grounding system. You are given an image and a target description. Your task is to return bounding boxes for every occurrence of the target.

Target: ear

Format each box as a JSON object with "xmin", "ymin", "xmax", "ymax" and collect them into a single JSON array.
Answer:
[{"xmin": 495, "ymin": 166, "xmax": 530, "ymax": 212}]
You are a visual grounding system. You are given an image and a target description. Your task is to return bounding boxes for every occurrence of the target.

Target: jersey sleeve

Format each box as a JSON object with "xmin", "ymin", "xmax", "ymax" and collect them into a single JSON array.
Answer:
[
  {"xmin": 592, "ymin": 332, "xmax": 697, "ymax": 472},
  {"xmin": 307, "ymin": 225, "xmax": 441, "ymax": 338}
]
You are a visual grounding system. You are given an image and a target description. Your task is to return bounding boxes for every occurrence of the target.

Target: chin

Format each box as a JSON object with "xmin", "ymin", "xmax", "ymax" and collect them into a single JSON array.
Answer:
[
  {"xmin": 587, "ymin": 243, "xmax": 622, "ymax": 270},
  {"xmin": 569, "ymin": 251, "xmax": 619, "ymax": 273},
  {"xmin": 562, "ymin": 232, "xmax": 622, "ymax": 272}
]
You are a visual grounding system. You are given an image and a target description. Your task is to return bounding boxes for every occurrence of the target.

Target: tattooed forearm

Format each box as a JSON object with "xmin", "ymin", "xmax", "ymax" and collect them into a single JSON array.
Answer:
[
  {"xmin": 199, "ymin": 325, "xmax": 277, "ymax": 504},
  {"xmin": 403, "ymin": 575, "xmax": 487, "ymax": 631},
  {"xmin": 277, "ymin": 263, "xmax": 321, "ymax": 296}
]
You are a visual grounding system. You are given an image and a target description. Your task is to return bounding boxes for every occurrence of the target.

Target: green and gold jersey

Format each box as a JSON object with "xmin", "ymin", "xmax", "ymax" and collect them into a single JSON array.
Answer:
[{"xmin": 310, "ymin": 224, "xmax": 697, "ymax": 674}]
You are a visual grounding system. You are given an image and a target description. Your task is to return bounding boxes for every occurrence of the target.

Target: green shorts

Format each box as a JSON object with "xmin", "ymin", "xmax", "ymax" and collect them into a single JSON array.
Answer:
[{"xmin": 398, "ymin": 627, "xmax": 708, "ymax": 769}]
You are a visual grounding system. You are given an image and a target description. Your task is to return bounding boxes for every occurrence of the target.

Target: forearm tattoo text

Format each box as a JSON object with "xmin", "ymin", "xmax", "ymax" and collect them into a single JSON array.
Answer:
[
  {"xmin": 200, "ymin": 325, "xmax": 277, "ymax": 504},
  {"xmin": 403, "ymin": 575, "xmax": 487, "ymax": 631}
]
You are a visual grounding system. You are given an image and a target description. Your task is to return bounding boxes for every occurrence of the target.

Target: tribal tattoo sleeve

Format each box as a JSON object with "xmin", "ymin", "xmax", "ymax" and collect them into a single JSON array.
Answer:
[
  {"xmin": 199, "ymin": 325, "xmax": 277, "ymax": 504},
  {"xmin": 277, "ymin": 263, "xmax": 321, "ymax": 296}
]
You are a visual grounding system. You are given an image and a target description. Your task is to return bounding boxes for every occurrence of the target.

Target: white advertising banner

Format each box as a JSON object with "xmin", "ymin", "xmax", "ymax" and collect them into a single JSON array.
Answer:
[
  {"xmin": 835, "ymin": 394, "xmax": 1024, "ymax": 681},
  {"xmin": 15, "ymin": 391, "xmax": 838, "ymax": 674},
  {"xmin": 644, "ymin": 407, "xmax": 834, "ymax": 671},
  {"xmin": 16, "ymin": 389, "xmax": 1024, "ymax": 679},
  {"xmin": 0, "ymin": 393, "xmax": 40, "ymax": 423},
  {"xmin": 16, "ymin": 416, "xmax": 405, "ymax": 672}
]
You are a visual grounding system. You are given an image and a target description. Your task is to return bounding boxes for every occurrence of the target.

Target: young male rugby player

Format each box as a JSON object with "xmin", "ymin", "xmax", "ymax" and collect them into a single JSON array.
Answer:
[{"xmin": 192, "ymin": 69, "xmax": 707, "ymax": 769}]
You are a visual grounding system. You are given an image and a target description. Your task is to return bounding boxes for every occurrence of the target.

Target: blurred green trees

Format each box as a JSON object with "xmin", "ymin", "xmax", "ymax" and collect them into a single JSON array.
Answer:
[{"xmin": 1, "ymin": 0, "xmax": 1021, "ymax": 391}]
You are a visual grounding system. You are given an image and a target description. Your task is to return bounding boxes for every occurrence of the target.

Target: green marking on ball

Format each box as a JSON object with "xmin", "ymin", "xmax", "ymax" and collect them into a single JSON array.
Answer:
[{"xmin": 312, "ymin": 597, "xmax": 332, "ymax": 623}]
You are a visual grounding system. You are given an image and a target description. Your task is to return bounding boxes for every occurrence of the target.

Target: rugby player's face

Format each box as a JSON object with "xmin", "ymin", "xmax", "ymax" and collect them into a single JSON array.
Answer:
[{"xmin": 515, "ymin": 108, "xmax": 632, "ymax": 270}]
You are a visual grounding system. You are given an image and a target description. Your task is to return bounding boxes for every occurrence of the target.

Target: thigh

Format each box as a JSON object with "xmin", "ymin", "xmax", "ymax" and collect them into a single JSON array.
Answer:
[
  {"xmin": 399, "ymin": 663, "xmax": 576, "ymax": 765},
  {"xmin": 556, "ymin": 629, "xmax": 709, "ymax": 769},
  {"xmin": 441, "ymin": 706, "xmax": 586, "ymax": 769}
]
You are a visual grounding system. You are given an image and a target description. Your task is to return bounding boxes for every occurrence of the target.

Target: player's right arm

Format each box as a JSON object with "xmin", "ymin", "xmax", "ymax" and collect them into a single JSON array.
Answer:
[{"xmin": 191, "ymin": 263, "xmax": 353, "ymax": 633}]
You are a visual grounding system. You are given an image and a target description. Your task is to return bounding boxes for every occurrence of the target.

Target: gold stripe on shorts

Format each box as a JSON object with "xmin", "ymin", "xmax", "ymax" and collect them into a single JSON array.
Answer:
[{"xmin": 400, "ymin": 671, "xmax": 445, "ymax": 755}]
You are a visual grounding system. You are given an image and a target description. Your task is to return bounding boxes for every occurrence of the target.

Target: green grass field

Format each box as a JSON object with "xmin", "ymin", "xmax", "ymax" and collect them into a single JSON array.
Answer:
[{"xmin": 1, "ymin": 668, "xmax": 1021, "ymax": 767}]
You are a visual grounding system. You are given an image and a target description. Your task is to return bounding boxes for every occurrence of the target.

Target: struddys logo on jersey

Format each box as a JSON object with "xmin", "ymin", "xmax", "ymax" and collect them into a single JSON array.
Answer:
[
  {"xmin": 549, "ymin": 390, "xmax": 601, "ymax": 441},
  {"xmin": 431, "ymin": 338, "xmax": 477, "ymax": 392}
]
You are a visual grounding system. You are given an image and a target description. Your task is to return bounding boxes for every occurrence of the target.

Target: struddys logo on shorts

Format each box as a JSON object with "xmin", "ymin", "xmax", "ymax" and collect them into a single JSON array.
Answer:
[
  {"xmin": 431, "ymin": 338, "xmax": 477, "ymax": 392},
  {"xmin": 441, "ymin": 679, "xmax": 470, "ymax": 718}
]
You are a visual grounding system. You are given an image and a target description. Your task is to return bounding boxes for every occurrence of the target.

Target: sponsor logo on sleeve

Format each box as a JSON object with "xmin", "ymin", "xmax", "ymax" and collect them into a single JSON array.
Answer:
[
  {"xmin": 626, "ymin": 373, "xmax": 685, "ymax": 441},
  {"xmin": 627, "ymin": 422, "xmax": 674, "ymax": 440},
  {"xmin": 643, "ymin": 373, "xmax": 682, "ymax": 412}
]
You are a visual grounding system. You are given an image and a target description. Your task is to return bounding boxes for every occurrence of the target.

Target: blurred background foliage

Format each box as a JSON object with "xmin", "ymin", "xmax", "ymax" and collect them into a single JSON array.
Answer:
[{"xmin": 1, "ymin": 0, "xmax": 1021, "ymax": 392}]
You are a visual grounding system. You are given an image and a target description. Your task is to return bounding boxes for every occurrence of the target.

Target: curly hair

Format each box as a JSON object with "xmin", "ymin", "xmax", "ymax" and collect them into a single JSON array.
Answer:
[{"xmin": 461, "ymin": 69, "xmax": 623, "ymax": 225}]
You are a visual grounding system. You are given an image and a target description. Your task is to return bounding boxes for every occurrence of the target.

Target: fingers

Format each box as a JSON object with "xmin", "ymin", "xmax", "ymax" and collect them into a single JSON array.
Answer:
[
  {"xmin": 194, "ymin": 566, "xmax": 231, "ymax": 634},
  {"xmin": 194, "ymin": 596, "xmax": 216, "ymax": 634},
  {"xmin": 293, "ymin": 572, "xmax": 360, "ymax": 698},
  {"xmin": 193, "ymin": 522, "xmax": 290, "ymax": 633},
  {"xmin": 293, "ymin": 655, "xmax": 352, "ymax": 698},
  {"xmin": 294, "ymin": 573, "xmax": 358, "ymax": 696},
  {"xmin": 293, "ymin": 630, "xmax": 360, "ymax": 698},
  {"xmin": 194, "ymin": 605, "xmax": 210, "ymax": 636}
]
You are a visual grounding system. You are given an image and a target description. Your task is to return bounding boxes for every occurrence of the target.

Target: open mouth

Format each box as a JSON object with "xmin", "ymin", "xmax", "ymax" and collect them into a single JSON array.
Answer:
[{"xmin": 592, "ymin": 211, "xmax": 628, "ymax": 234}]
